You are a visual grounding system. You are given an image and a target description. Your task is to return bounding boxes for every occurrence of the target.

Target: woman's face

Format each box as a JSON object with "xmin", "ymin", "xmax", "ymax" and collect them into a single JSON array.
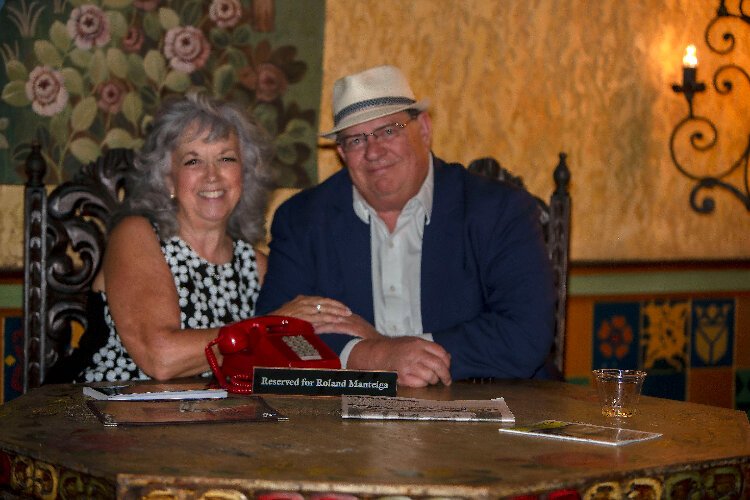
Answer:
[{"xmin": 168, "ymin": 125, "xmax": 243, "ymax": 232}]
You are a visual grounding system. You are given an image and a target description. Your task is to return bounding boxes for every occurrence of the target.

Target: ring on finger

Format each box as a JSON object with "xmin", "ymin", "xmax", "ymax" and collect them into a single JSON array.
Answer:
[{"xmin": 316, "ymin": 303, "xmax": 322, "ymax": 314}]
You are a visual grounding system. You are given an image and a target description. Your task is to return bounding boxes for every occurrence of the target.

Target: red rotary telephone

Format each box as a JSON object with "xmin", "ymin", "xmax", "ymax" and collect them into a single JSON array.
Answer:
[{"xmin": 205, "ymin": 315, "xmax": 341, "ymax": 394}]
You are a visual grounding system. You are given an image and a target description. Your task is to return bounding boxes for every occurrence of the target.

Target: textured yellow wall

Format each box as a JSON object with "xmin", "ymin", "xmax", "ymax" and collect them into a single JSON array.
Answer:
[
  {"xmin": 0, "ymin": 185, "xmax": 24, "ymax": 268},
  {"xmin": 1, "ymin": 0, "xmax": 748, "ymax": 269},
  {"xmin": 318, "ymin": 0, "xmax": 750, "ymax": 261}
]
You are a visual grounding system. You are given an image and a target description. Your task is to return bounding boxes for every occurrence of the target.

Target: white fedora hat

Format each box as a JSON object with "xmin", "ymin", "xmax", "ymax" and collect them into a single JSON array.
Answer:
[{"xmin": 321, "ymin": 65, "xmax": 430, "ymax": 139}]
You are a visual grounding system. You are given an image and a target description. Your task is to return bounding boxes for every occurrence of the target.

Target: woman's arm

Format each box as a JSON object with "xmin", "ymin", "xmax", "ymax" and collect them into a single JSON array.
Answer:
[{"xmin": 102, "ymin": 216, "xmax": 222, "ymax": 380}]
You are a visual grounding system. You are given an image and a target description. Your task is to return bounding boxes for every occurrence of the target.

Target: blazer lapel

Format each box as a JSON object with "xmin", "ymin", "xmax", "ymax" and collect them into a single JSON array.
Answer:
[
  {"xmin": 329, "ymin": 172, "xmax": 375, "ymax": 323},
  {"xmin": 421, "ymin": 159, "xmax": 467, "ymax": 331}
]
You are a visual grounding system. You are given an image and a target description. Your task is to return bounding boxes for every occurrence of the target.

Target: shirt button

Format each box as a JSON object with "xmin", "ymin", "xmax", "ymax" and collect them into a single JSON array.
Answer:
[
  {"xmin": 388, "ymin": 241, "xmax": 394, "ymax": 248},
  {"xmin": 389, "ymin": 285, "xmax": 396, "ymax": 292}
]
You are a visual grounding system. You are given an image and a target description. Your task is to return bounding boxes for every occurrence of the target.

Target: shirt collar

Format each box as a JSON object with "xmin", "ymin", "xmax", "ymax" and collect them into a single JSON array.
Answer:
[{"xmin": 353, "ymin": 155, "xmax": 434, "ymax": 225}]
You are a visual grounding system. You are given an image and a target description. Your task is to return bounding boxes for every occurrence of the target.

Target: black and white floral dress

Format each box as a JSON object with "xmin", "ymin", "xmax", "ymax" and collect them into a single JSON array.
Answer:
[{"xmin": 78, "ymin": 234, "xmax": 261, "ymax": 383}]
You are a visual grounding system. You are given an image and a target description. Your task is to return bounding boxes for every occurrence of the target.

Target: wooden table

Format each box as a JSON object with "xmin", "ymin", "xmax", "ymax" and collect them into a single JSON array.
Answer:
[{"xmin": 0, "ymin": 379, "xmax": 748, "ymax": 499}]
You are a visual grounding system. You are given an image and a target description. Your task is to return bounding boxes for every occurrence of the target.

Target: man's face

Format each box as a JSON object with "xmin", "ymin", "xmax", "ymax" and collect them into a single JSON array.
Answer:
[{"xmin": 337, "ymin": 111, "xmax": 432, "ymax": 215}]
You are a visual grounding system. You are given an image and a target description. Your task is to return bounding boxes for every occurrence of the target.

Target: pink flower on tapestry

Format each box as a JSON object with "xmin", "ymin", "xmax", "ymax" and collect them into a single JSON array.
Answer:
[
  {"xmin": 122, "ymin": 26, "xmax": 145, "ymax": 53},
  {"xmin": 97, "ymin": 81, "xmax": 127, "ymax": 114},
  {"xmin": 133, "ymin": 0, "xmax": 161, "ymax": 11},
  {"xmin": 209, "ymin": 0, "xmax": 243, "ymax": 29},
  {"xmin": 25, "ymin": 66, "xmax": 69, "ymax": 117},
  {"xmin": 255, "ymin": 63, "xmax": 289, "ymax": 102},
  {"xmin": 164, "ymin": 26, "xmax": 211, "ymax": 73},
  {"xmin": 67, "ymin": 4, "xmax": 111, "ymax": 50}
]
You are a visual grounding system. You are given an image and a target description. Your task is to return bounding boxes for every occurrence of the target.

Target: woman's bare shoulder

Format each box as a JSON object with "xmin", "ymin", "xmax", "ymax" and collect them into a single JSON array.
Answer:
[
  {"xmin": 100, "ymin": 217, "xmax": 163, "ymax": 291},
  {"xmin": 106, "ymin": 216, "xmax": 162, "ymax": 257},
  {"xmin": 109, "ymin": 215, "xmax": 156, "ymax": 240}
]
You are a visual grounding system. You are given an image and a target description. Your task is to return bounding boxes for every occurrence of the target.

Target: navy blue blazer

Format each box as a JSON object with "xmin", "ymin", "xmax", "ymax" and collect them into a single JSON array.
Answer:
[{"xmin": 256, "ymin": 157, "xmax": 555, "ymax": 380}]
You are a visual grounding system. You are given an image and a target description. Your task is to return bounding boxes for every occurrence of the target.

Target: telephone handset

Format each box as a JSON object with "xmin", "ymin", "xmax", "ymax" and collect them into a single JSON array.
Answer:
[{"xmin": 205, "ymin": 315, "xmax": 341, "ymax": 394}]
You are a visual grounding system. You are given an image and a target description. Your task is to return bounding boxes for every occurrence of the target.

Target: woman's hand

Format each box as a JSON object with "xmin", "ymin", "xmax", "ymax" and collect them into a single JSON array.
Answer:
[
  {"xmin": 270, "ymin": 295, "xmax": 352, "ymax": 331},
  {"xmin": 314, "ymin": 313, "xmax": 383, "ymax": 340}
]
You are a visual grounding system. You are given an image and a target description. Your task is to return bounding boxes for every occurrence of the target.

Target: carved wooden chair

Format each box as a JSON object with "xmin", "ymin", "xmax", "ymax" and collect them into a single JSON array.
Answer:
[
  {"xmin": 467, "ymin": 153, "xmax": 571, "ymax": 378},
  {"xmin": 23, "ymin": 144, "xmax": 133, "ymax": 392}
]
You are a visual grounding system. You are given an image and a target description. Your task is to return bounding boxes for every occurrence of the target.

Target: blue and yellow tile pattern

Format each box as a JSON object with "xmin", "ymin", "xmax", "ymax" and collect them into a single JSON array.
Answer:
[
  {"xmin": 1, "ymin": 313, "xmax": 22, "ymax": 404},
  {"xmin": 589, "ymin": 297, "xmax": 744, "ymax": 414}
]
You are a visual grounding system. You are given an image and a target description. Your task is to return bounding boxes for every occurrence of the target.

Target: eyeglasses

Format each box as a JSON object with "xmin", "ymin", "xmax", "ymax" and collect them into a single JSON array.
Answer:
[{"xmin": 337, "ymin": 118, "xmax": 414, "ymax": 153}]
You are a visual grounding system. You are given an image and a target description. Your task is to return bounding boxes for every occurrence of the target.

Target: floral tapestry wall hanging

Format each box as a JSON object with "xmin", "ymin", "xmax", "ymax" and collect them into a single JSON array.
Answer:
[{"xmin": 0, "ymin": 0, "xmax": 325, "ymax": 187}]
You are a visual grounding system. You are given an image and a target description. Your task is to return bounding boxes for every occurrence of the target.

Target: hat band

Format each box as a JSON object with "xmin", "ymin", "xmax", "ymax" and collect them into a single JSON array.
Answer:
[{"xmin": 334, "ymin": 96, "xmax": 416, "ymax": 126}]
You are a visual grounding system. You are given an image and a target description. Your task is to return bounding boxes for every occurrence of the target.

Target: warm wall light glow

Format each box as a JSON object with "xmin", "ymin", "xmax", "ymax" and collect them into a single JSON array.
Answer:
[{"xmin": 683, "ymin": 44, "xmax": 698, "ymax": 68}]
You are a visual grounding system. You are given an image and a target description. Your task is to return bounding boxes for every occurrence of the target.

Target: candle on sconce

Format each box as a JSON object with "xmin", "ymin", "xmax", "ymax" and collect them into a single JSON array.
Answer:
[
  {"xmin": 683, "ymin": 45, "xmax": 698, "ymax": 68},
  {"xmin": 671, "ymin": 44, "xmax": 705, "ymax": 111},
  {"xmin": 682, "ymin": 44, "xmax": 698, "ymax": 87}
]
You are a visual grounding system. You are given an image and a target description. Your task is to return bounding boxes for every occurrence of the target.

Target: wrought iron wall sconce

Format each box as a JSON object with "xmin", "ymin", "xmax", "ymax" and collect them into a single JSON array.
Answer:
[{"xmin": 669, "ymin": 1, "xmax": 750, "ymax": 214}]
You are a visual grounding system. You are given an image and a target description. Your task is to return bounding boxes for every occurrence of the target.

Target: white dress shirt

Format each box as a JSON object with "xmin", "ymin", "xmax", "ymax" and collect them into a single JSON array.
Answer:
[{"xmin": 339, "ymin": 158, "xmax": 435, "ymax": 367}]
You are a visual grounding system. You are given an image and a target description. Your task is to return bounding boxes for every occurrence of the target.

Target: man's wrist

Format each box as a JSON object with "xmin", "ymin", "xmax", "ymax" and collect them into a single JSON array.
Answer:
[{"xmin": 339, "ymin": 338, "xmax": 364, "ymax": 368}]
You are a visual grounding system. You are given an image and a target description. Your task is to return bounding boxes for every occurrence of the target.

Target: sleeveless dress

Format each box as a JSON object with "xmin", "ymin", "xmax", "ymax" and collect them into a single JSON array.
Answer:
[{"xmin": 77, "ymin": 234, "xmax": 261, "ymax": 383}]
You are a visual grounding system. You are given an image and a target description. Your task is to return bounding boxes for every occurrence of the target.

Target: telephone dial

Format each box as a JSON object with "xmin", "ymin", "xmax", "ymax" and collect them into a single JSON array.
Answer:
[{"xmin": 205, "ymin": 315, "xmax": 341, "ymax": 394}]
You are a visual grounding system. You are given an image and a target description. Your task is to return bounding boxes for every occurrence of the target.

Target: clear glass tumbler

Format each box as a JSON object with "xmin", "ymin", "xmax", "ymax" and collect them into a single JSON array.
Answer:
[{"xmin": 592, "ymin": 369, "xmax": 647, "ymax": 418}]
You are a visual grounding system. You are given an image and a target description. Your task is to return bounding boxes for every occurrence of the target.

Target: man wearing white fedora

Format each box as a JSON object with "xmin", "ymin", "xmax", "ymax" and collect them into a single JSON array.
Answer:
[{"xmin": 256, "ymin": 65, "xmax": 555, "ymax": 387}]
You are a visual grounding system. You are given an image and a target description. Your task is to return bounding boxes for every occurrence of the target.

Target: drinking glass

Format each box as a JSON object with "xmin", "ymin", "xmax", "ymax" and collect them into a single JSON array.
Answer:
[{"xmin": 593, "ymin": 369, "xmax": 646, "ymax": 418}]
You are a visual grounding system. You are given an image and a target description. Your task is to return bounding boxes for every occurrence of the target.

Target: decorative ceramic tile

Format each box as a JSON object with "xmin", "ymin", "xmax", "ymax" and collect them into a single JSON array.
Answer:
[
  {"xmin": 664, "ymin": 472, "xmax": 702, "ymax": 499},
  {"xmin": 547, "ymin": 490, "xmax": 580, "ymax": 500},
  {"xmin": 642, "ymin": 371, "xmax": 685, "ymax": 401},
  {"xmin": 735, "ymin": 296, "xmax": 750, "ymax": 367},
  {"xmin": 641, "ymin": 299, "xmax": 689, "ymax": 372},
  {"xmin": 688, "ymin": 368, "xmax": 733, "ymax": 408},
  {"xmin": 582, "ymin": 481, "xmax": 621, "ymax": 499},
  {"xmin": 586, "ymin": 292, "xmax": 746, "ymax": 411},
  {"xmin": 566, "ymin": 300, "xmax": 594, "ymax": 379},
  {"xmin": 592, "ymin": 302, "xmax": 640, "ymax": 370},
  {"xmin": 691, "ymin": 298, "xmax": 735, "ymax": 368},
  {"xmin": 703, "ymin": 465, "xmax": 742, "ymax": 498},
  {"xmin": 623, "ymin": 477, "xmax": 661, "ymax": 499},
  {"xmin": 566, "ymin": 376, "xmax": 590, "ymax": 387},
  {"xmin": 735, "ymin": 369, "xmax": 750, "ymax": 417},
  {"xmin": 1, "ymin": 314, "xmax": 22, "ymax": 404}
]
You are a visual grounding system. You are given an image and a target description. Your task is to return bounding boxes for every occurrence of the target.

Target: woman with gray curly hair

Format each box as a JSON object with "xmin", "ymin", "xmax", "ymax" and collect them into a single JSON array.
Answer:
[{"xmin": 74, "ymin": 92, "xmax": 351, "ymax": 383}]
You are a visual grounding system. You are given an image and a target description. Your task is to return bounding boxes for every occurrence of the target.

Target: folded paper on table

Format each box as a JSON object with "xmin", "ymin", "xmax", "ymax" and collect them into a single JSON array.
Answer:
[
  {"xmin": 87, "ymin": 396, "xmax": 286, "ymax": 427},
  {"xmin": 498, "ymin": 420, "xmax": 662, "ymax": 446},
  {"xmin": 341, "ymin": 395, "xmax": 515, "ymax": 422},
  {"xmin": 83, "ymin": 380, "xmax": 227, "ymax": 400}
]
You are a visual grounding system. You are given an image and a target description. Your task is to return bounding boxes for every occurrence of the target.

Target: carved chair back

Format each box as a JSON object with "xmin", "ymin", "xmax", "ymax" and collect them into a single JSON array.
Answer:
[
  {"xmin": 23, "ymin": 145, "xmax": 133, "ymax": 392},
  {"xmin": 467, "ymin": 153, "xmax": 571, "ymax": 377}
]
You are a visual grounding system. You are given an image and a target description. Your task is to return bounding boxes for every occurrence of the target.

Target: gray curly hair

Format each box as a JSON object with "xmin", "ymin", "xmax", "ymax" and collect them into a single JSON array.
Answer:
[{"xmin": 117, "ymin": 92, "xmax": 276, "ymax": 244}]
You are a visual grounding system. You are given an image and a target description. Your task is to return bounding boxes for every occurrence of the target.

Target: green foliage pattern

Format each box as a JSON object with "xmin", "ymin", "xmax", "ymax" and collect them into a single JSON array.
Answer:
[{"xmin": 0, "ymin": 0, "xmax": 318, "ymax": 187}]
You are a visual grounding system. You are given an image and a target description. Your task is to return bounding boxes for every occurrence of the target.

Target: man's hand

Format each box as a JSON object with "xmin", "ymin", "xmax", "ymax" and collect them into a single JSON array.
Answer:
[
  {"xmin": 312, "ymin": 313, "xmax": 452, "ymax": 387},
  {"xmin": 347, "ymin": 336, "xmax": 452, "ymax": 387}
]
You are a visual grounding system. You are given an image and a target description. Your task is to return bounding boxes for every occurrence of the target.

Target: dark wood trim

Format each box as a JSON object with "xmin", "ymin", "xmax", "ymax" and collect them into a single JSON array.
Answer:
[
  {"xmin": 571, "ymin": 259, "xmax": 750, "ymax": 273},
  {"xmin": 0, "ymin": 271, "xmax": 22, "ymax": 283}
]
